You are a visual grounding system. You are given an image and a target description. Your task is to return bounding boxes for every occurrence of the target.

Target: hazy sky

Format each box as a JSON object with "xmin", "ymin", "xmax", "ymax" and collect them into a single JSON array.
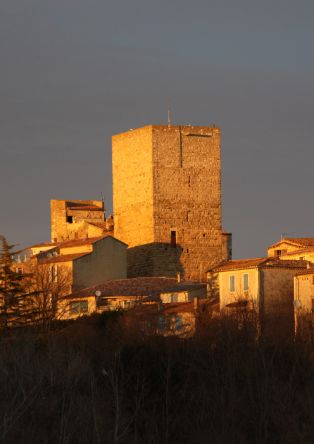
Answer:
[{"xmin": 1, "ymin": 0, "xmax": 314, "ymax": 258}]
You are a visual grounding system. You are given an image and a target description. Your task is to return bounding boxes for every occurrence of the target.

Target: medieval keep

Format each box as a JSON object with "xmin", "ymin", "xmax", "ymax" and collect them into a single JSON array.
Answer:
[{"xmin": 112, "ymin": 125, "xmax": 232, "ymax": 281}]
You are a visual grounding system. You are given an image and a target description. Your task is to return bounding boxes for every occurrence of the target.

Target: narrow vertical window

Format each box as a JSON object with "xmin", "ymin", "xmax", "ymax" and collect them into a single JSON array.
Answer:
[
  {"xmin": 170, "ymin": 231, "xmax": 177, "ymax": 248},
  {"xmin": 50, "ymin": 265, "xmax": 58, "ymax": 283},
  {"xmin": 243, "ymin": 273, "xmax": 249, "ymax": 291},
  {"xmin": 229, "ymin": 275, "xmax": 235, "ymax": 292}
]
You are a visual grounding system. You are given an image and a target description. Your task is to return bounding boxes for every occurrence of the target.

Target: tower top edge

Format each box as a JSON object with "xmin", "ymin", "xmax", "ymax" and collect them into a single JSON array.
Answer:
[{"xmin": 112, "ymin": 124, "xmax": 220, "ymax": 139}]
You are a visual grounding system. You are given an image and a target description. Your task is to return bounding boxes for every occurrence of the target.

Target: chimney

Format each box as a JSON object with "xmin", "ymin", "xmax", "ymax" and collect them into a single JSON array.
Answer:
[{"xmin": 177, "ymin": 272, "xmax": 181, "ymax": 283}]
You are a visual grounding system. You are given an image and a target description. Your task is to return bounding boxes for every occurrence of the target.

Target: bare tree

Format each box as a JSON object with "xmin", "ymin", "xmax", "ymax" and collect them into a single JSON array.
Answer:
[{"xmin": 23, "ymin": 262, "xmax": 72, "ymax": 330}]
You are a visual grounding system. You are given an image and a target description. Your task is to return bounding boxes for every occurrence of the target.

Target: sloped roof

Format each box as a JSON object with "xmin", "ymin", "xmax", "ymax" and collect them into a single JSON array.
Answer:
[
  {"xmin": 39, "ymin": 252, "xmax": 89, "ymax": 264},
  {"xmin": 295, "ymin": 267, "xmax": 314, "ymax": 276},
  {"xmin": 29, "ymin": 241, "xmax": 57, "ymax": 249},
  {"xmin": 58, "ymin": 236, "xmax": 105, "ymax": 248},
  {"xmin": 68, "ymin": 205, "xmax": 103, "ymax": 211},
  {"xmin": 212, "ymin": 257, "xmax": 308, "ymax": 272},
  {"xmin": 87, "ymin": 221, "xmax": 108, "ymax": 230},
  {"xmin": 71, "ymin": 277, "xmax": 206, "ymax": 298},
  {"xmin": 281, "ymin": 246, "xmax": 314, "ymax": 256},
  {"xmin": 269, "ymin": 238, "xmax": 314, "ymax": 249}
]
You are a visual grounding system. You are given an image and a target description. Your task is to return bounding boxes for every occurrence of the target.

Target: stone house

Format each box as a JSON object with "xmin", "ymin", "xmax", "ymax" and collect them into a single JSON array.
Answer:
[
  {"xmin": 14, "ymin": 235, "xmax": 127, "ymax": 293},
  {"xmin": 267, "ymin": 237, "xmax": 314, "ymax": 260},
  {"xmin": 211, "ymin": 257, "xmax": 308, "ymax": 337},
  {"xmin": 58, "ymin": 277, "xmax": 207, "ymax": 322},
  {"xmin": 50, "ymin": 200, "xmax": 113, "ymax": 243},
  {"xmin": 293, "ymin": 266, "xmax": 314, "ymax": 335}
]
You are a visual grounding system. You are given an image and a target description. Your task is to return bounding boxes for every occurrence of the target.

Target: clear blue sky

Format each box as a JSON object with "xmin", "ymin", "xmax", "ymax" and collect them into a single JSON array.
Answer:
[{"xmin": 1, "ymin": 0, "xmax": 314, "ymax": 257}]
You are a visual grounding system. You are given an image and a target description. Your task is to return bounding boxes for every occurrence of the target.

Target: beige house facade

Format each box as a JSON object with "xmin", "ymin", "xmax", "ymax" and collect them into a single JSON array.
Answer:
[
  {"xmin": 212, "ymin": 258, "xmax": 308, "ymax": 337},
  {"xmin": 15, "ymin": 235, "xmax": 127, "ymax": 293}
]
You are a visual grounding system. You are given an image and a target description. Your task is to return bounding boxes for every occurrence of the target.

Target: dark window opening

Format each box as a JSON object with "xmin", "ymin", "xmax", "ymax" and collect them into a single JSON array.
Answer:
[
  {"xmin": 203, "ymin": 233, "xmax": 206, "ymax": 238},
  {"xmin": 70, "ymin": 300, "xmax": 88, "ymax": 315},
  {"xmin": 171, "ymin": 231, "xmax": 177, "ymax": 248},
  {"xmin": 67, "ymin": 216, "xmax": 73, "ymax": 224}
]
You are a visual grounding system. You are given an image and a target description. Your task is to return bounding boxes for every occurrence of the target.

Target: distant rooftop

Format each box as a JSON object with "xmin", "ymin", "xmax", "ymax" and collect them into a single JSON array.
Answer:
[
  {"xmin": 212, "ymin": 257, "xmax": 308, "ymax": 272},
  {"xmin": 269, "ymin": 238, "xmax": 314, "ymax": 249},
  {"xmin": 71, "ymin": 277, "xmax": 206, "ymax": 299}
]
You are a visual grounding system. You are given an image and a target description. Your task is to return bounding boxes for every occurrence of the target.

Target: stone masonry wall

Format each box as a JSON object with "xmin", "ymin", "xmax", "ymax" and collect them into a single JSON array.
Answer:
[
  {"xmin": 112, "ymin": 126, "xmax": 154, "ymax": 247},
  {"xmin": 152, "ymin": 125, "xmax": 225, "ymax": 280},
  {"xmin": 112, "ymin": 125, "xmax": 230, "ymax": 281},
  {"xmin": 51, "ymin": 200, "xmax": 105, "ymax": 242}
]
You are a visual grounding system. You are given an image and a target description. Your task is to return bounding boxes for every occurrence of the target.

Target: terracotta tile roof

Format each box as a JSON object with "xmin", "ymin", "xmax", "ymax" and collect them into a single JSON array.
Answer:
[
  {"xmin": 281, "ymin": 246, "xmax": 314, "ymax": 256},
  {"xmin": 212, "ymin": 257, "xmax": 308, "ymax": 272},
  {"xmin": 29, "ymin": 241, "xmax": 57, "ymax": 248},
  {"xmin": 58, "ymin": 236, "xmax": 105, "ymax": 249},
  {"xmin": 295, "ymin": 267, "xmax": 314, "ymax": 276},
  {"xmin": 87, "ymin": 221, "xmax": 108, "ymax": 230},
  {"xmin": 39, "ymin": 252, "xmax": 89, "ymax": 264},
  {"xmin": 269, "ymin": 238, "xmax": 314, "ymax": 249},
  {"xmin": 72, "ymin": 277, "xmax": 206, "ymax": 298},
  {"xmin": 59, "ymin": 235, "xmax": 126, "ymax": 248},
  {"xmin": 213, "ymin": 258, "xmax": 268, "ymax": 271}
]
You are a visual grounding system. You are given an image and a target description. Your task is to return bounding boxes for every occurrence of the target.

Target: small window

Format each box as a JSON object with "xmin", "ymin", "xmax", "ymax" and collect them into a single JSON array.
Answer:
[
  {"xmin": 170, "ymin": 231, "xmax": 177, "ymax": 248},
  {"xmin": 69, "ymin": 300, "xmax": 88, "ymax": 315},
  {"xmin": 170, "ymin": 293, "xmax": 178, "ymax": 303},
  {"xmin": 229, "ymin": 275, "xmax": 235, "ymax": 292},
  {"xmin": 67, "ymin": 215, "xmax": 73, "ymax": 224},
  {"xmin": 243, "ymin": 273, "xmax": 249, "ymax": 291}
]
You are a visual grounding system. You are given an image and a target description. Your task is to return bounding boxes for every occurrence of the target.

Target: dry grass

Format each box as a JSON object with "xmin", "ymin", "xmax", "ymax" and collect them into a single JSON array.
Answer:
[{"xmin": 0, "ymin": 312, "xmax": 313, "ymax": 443}]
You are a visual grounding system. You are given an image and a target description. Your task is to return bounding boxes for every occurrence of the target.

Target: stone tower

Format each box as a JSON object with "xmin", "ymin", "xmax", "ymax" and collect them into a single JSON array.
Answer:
[
  {"xmin": 51, "ymin": 200, "xmax": 113, "ymax": 242},
  {"xmin": 112, "ymin": 125, "xmax": 231, "ymax": 281}
]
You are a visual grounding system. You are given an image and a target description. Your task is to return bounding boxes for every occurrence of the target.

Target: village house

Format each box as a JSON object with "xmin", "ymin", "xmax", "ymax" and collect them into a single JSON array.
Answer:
[
  {"xmin": 57, "ymin": 276, "xmax": 209, "ymax": 338},
  {"xmin": 14, "ymin": 235, "xmax": 127, "ymax": 293},
  {"xmin": 293, "ymin": 266, "xmax": 314, "ymax": 335},
  {"xmin": 267, "ymin": 237, "xmax": 314, "ymax": 262},
  {"xmin": 210, "ymin": 257, "xmax": 308, "ymax": 337}
]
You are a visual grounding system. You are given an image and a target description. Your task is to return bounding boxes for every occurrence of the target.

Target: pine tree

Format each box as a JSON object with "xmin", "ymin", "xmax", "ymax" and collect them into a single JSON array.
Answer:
[{"xmin": 0, "ymin": 235, "xmax": 25, "ymax": 329}]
